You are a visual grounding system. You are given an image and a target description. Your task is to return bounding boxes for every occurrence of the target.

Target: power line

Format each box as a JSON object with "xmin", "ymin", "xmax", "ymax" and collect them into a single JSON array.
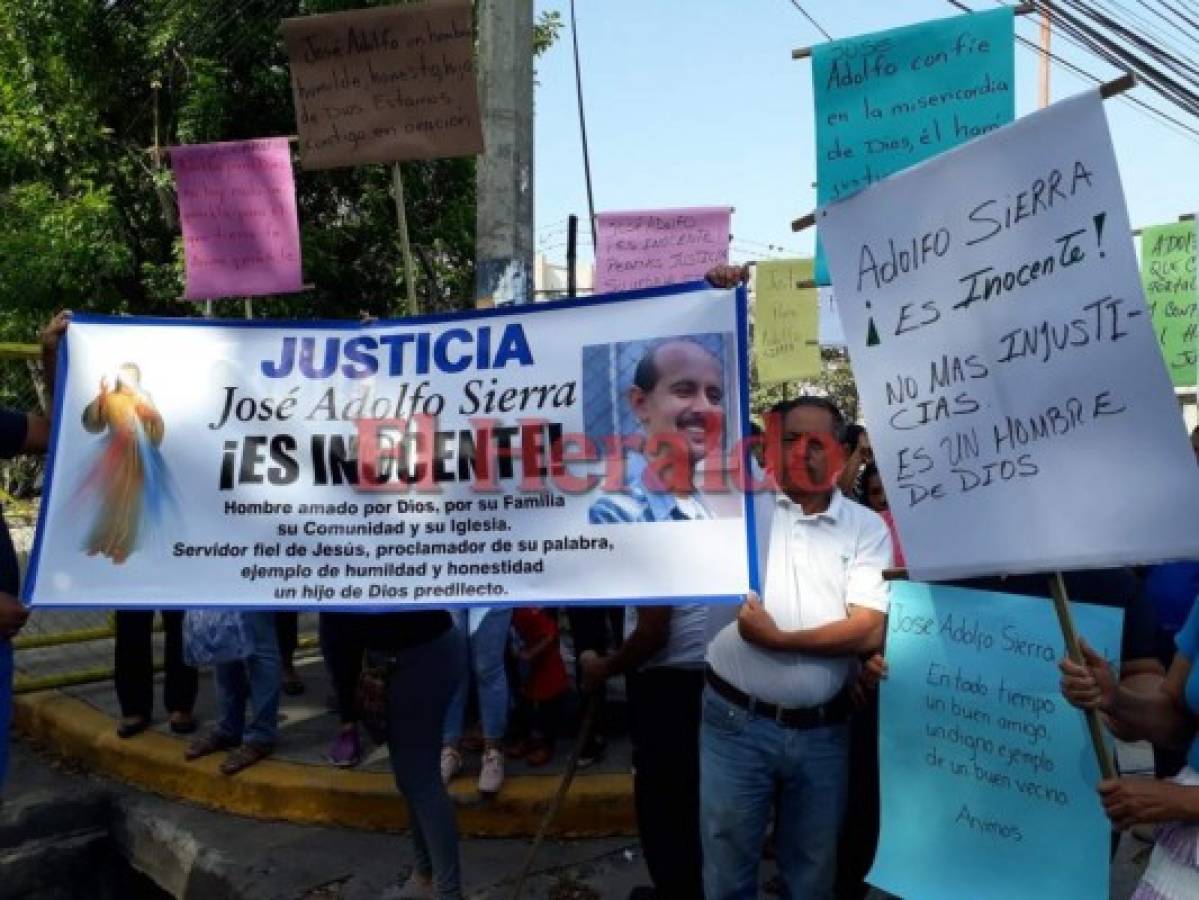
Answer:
[
  {"xmin": 1044, "ymin": 0, "xmax": 1199, "ymax": 115},
  {"xmin": 787, "ymin": 0, "xmax": 834, "ymax": 41},
  {"xmin": 958, "ymin": 0, "xmax": 1199, "ymax": 143},
  {"xmin": 569, "ymin": 0, "xmax": 597, "ymax": 247}
]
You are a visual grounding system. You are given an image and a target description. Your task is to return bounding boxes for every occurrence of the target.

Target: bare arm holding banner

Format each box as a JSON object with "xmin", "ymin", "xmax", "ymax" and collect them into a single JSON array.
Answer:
[
  {"xmin": 1061, "ymin": 641, "xmax": 1196, "ymax": 751},
  {"xmin": 579, "ymin": 607, "xmax": 671, "ymax": 692}
]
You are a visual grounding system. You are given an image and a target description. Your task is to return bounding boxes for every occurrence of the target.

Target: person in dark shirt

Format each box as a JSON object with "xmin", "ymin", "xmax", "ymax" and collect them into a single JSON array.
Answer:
[
  {"xmin": 361, "ymin": 610, "xmax": 462, "ymax": 900},
  {"xmin": 1, "ymin": 311, "xmax": 69, "ymax": 795}
]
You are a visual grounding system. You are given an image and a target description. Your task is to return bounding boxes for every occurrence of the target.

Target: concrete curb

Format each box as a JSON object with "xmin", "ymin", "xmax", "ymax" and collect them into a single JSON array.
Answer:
[{"xmin": 14, "ymin": 691, "xmax": 636, "ymax": 837}]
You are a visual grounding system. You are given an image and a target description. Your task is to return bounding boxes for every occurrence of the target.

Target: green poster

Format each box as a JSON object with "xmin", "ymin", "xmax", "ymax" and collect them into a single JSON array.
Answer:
[{"xmin": 1141, "ymin": 222, "xmax": 1198, "ymax": 387}]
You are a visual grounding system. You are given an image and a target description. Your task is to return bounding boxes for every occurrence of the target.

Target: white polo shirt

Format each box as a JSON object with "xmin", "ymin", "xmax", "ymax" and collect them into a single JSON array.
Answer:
[{"xmin": 706, "ymin": 489, "xmax": 892, "ymax": 707}]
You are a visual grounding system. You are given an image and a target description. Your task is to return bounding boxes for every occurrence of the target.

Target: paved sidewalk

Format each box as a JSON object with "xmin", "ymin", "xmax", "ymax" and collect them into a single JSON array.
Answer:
[
  {"xmin": 64, "ymin": 651, "xmax": 632, "ymax": 787},
  {"xmin": 4, "ymin": 737, "xmax": 1148, "ymax": 899},
  {"xmin": 3, "ymin": 740, "xmax": 651, "ymax": 900},
  {"xmin": 10, "ymin": 612, "xmax": 1151, "ymax": 895}
]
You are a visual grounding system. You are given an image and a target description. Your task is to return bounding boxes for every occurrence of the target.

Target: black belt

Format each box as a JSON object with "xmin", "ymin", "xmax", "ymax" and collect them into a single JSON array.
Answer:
[{"xmin": 705, "ymin": 667, "xmax": 851, "ymax": 730}]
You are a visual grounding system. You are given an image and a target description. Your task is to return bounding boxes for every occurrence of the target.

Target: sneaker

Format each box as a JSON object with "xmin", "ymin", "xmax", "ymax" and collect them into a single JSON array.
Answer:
[
  {"xmin": 440, "ymin": 746, "xmax": 462, "ymax": 785},
  {"xmin": 577, "ymin": 734, "xmax": 607, "ymax": 769},
  {"xmin": 327, "ymin": 726, "xmax": 362, "ymax": 768},
  {"xmin": 478, "ymin": 747, "xmax": 505, "ymax": 794}
]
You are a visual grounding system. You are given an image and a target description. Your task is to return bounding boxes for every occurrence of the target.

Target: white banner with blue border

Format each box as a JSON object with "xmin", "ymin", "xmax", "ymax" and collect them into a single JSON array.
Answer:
[{"xmin": 26, "ymin": 283, "xmax": 758, "ymax": 609}]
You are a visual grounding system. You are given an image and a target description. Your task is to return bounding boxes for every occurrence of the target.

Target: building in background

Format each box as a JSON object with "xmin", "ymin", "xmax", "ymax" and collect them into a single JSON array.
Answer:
[{"xmin": 534, "ymin": 253, "xmax": 594, "ymax": 301}]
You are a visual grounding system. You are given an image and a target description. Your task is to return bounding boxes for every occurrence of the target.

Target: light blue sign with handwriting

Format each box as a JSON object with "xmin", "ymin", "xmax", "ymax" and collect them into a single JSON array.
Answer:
[
  {"xmin": 869, "ymin": 581, "xmax": 1121, "ymax": 900},
  {"xmin": 812, "ymin": 8, "xmax": 1015, "ymax": 283}
]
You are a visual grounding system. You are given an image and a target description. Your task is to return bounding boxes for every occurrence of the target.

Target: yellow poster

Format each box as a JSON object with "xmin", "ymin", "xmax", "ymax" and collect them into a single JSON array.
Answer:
[{"xmin": 754, "ymin": 258, "xmax": 820, "ymax": 384}]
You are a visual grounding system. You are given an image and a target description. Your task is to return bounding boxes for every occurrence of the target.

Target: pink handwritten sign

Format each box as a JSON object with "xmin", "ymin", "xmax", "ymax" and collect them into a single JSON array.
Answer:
[
  {"xmin": 594, "ymin": 206, "xmax": 731, "ymax": 294},
  {"xmin": 172, "ymin": 138, "xmax": 304, "ymax": 300}
]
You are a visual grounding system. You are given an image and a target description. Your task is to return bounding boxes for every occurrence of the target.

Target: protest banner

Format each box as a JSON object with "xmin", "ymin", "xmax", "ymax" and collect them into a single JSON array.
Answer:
[
  {"xmin": 593, "ymin": 207, "xmax": 731, "ymax": 294},
  {"xmin": 1141, "ymin": 220, "xmax": 1198, "ymax": 387},
  {"xmin": 282, "ymin": 0, "xmax": 484, "ymax": 170},
  {"xmin": 753, "ymin": 258, "xmax": 820, "ymax": 383},
  {"xmin": 811, "ymin": 8, "xmax": 1015, "ymax": 283},
  {"xmin": 171, "ymin": 138, "xmax": 304, "ymax": 301},
  {"xmin": 26, "ymin": 284, "xmax": 755, "ymax": 609},
  {"xmin": 818, "ymin": 89, "xmax": 1199, "ymax": 581},
  {"xmin": 869, "ymin": 581, "xmax": 1122, "ymax": 900}
]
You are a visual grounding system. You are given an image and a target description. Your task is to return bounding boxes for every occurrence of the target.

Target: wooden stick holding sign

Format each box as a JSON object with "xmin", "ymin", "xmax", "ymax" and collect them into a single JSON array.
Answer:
[
  {"xmin": 392, "ymin": 163, "xmax": 420, "ymax": 316},
  {"xmin": 1047, "ymin": 573, "xmax": 1117, "ymax": 779},
  {"xmin": 1132, "ymin": 212, "xmax": 1196, "ymax": 237},
  {"xmin": 790, "ymin": 73, "xmax": 1137, "ymax": 232},
  {"xmin": 790, "ymin": 2, "xmax": 1037, "ymax": 59}
]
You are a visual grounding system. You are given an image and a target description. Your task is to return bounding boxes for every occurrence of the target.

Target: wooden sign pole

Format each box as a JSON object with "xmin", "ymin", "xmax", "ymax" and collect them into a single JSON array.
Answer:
[
  {"xmin": 1047, "ymin": 572, "xmax": 1117, "ymax": 778},
  {"xmin": 791, "ymin": 2, "xmax": 1037, "ymax": 59},
  {"xmin": 392, "ymin": 163, "xmax": 419, "ymax": 316}
]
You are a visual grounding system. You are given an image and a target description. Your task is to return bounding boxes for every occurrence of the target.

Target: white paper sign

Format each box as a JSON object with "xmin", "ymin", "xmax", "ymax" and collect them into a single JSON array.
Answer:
[
  {"xmin": 819, "ymin": 90, "xmax": 1199, "ymax": 580},
  {"xmin": 818, "ymin": 286, "xmax": 847, "ymax": 348}
]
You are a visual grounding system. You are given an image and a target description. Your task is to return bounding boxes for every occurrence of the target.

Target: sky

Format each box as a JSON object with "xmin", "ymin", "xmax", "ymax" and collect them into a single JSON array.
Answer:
[{"xmin": 532, "ymin": 0, "xmax": 1198, "ymax": 267}]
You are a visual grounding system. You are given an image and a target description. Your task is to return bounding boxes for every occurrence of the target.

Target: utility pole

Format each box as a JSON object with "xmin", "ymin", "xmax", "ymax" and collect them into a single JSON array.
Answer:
[{"xmin": 474, "ymin": 0, "xmax": 534, "ymax": 308}]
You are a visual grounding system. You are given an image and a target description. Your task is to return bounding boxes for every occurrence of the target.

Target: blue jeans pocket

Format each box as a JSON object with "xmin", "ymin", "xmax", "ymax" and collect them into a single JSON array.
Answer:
[{"xmin": 702, "ymin": 690, "xmax": 748, "ymax": 737}]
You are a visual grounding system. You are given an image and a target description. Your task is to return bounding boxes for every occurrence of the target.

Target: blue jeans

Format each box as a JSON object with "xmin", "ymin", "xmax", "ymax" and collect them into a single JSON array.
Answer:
[
  {"xmin": 700, "ymin": 686, "xmax": 849, "ymax": 900},
  {"xmin": 0, "ymin": 640, "xmax": 11, "ymax": 791},
  {"xmin": 213, "ymin": 612, "xmax": 280, "ymax": 747},
  {"xmin": 381, "ymin": 627, "xmax": 463, "ymax": 899},
  {"xmin": 443, "ymin": 608, "xmax": 511, "ymax": 743}
]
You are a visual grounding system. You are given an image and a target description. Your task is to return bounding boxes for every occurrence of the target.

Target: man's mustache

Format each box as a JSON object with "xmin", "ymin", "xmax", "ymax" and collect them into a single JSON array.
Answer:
[{"xmin": 676, "ymin": 412, "xmax": 722, "ymax": 431}]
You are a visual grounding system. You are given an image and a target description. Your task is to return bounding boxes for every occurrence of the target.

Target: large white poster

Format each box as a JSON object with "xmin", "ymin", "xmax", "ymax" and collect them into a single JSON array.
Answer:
[
  {"xmin": 27, "ymin": 286, "xmax": 756, "ymax": 608},
  {"xmin": 819, "ymin": 90, "xmax": 1199, "ymax": 580}
]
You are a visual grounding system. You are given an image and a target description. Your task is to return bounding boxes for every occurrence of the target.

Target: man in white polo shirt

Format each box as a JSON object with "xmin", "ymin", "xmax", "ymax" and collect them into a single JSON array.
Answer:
[{"xmin": 702, "ymin": 396, "xmax": 892, "ymax": 899}]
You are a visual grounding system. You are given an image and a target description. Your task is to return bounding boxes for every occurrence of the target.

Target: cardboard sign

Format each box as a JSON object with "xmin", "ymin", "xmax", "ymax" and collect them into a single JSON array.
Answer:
[
  {"xmin": 282, "ymin": 0, "xmax": 483, "ymax": 170},
  {"xmin": 819, "ymin": 89, "xmax": 1199, "ymax": 580}
]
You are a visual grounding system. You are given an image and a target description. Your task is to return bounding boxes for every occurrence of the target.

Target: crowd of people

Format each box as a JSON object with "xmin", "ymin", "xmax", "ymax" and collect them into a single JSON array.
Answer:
[{"xmin": 4, "ymin": 301, "xmax": 1199, "ymax": 900}]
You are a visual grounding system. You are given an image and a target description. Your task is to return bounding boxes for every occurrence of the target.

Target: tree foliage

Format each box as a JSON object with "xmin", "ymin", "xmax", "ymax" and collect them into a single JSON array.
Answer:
[
  {"xmin": 750, "ymin": 348, "xmax": 861, "ymax": 423},
  {"xmin": 0, "ymin": 0, "xmax": 559, "ymax": 341}
]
